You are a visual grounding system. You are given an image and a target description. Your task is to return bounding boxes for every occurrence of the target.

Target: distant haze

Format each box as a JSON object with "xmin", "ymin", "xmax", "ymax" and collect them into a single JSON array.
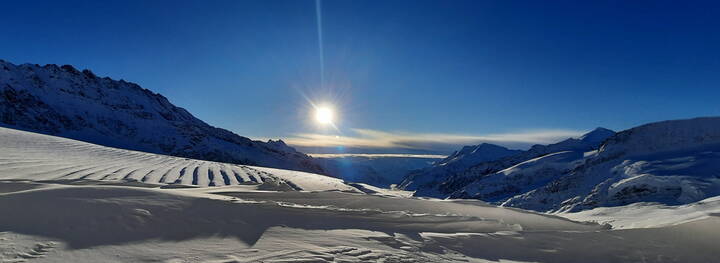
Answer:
[{"xmin": 310, "ymin": 153, "xmax": 446, "ymax": 159}]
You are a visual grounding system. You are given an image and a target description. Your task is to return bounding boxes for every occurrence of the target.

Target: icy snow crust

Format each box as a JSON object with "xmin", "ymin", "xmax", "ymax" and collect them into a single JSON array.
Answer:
[{"xmin": 2, "ymin": 127, "xmax": 720, "ymax": 262}]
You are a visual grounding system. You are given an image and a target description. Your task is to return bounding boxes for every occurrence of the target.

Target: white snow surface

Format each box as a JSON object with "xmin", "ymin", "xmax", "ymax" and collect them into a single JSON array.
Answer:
[
  {"xmin": 2, "ymin": 180, "xmax": 720, "ymax": 262},
  {"xmin": 2, "ymin": 126, "xmax": 720, "ymax": 262},
  {"xmin": 558, "ymin": 196, "xmax": 720, "ymax": 229}
]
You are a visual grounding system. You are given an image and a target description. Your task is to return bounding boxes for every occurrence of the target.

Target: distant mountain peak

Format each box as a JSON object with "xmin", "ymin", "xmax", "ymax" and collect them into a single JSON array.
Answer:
[
  {"xmin": 476, "ymin": 142, "xmax": 509, "ymax": 149},
  {"xmin": 588, "ymin": 126, "xmax": 614, "ymax": 134},
  {"xmin": 454, "ymin": 143, "xmax": 509, "ymax": 156},
  {"xmin": 400, "ymin": 142, "xmax": 522, "ymax": 195},
  {"xmin": 442, "ymin": 143, "xmax": 517, "ymax": 165},
  {"xmin": 578, "ymin": 127, "xmax": 615, "ymax": 145},
  {"xmin": 401, "ymin": 126, "xmax": 615, "ymax": 198},
  {"xmin": 402, "ymin": 117, "xmax": 720, "ymax": 213}
]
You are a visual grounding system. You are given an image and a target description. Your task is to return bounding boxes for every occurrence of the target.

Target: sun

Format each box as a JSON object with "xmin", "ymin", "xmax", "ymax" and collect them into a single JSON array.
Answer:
[{"xmin": 314, "ymin": 106, "xmax": 334, "ymax": 124}]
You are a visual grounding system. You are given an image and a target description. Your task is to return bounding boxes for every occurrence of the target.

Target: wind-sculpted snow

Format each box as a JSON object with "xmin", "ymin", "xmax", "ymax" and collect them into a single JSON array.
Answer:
[
  {"xmin": 1, "ymin": 180, "xmax": 719, "ymax": 262},
  {"xmin": 0, "ymin": 126, "xmax": 351, "ymax": 191},
  {"xmin": 558, "ymin": 195, "xmax": 720, "ymax": 229},
  {"xmin": 0, "ymin": 60, "xmax": 324, "ymax": 174}
]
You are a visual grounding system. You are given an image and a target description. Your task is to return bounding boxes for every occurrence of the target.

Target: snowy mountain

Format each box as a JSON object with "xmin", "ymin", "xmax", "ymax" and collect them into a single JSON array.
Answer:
[
  {"xmin": 402, "ymin": 117, "xmax": 720, "ymax": 214},
  {"xmin": 440, "ymin": 143, "xmax": 525, "ymax": 168},
  {"xmin": 400, "ymin": 127, "xmax": 615, "ymax": 198},
  {"xmin": 454, "ymin": 150, "xmax": 586, "ymax": 202},
  {"xmin": 504, "ymin": 117, "xmax": 720, "ymax": 212},
  {"xmin": 0, "ymin": 60, "xmax": 325, "ymax": 174},
  {"xmin": 399, "ymin": 143, "xmax": 522, "ymax": 196}
]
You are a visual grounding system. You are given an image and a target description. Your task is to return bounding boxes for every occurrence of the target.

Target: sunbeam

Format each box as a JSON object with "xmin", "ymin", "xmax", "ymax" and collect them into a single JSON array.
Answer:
[{"xmin": 315, "ymin": 0, "xmax": 325, "ymax": 88}]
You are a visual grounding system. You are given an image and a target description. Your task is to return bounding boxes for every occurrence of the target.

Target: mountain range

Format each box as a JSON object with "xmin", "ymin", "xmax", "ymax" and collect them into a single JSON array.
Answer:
[
  {"xmin": 3, "ymin": 59, "xmax": 720, "ymax": 214},
  {"xmin": 401, "ymin": 118, "xmax": 720, "ymax": 213}
]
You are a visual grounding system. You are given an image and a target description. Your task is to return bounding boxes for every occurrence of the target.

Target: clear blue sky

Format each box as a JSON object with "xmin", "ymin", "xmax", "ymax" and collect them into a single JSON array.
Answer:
[{"xmin": 2, "ymin": 0, "xmax": 719, "ymax": 152}]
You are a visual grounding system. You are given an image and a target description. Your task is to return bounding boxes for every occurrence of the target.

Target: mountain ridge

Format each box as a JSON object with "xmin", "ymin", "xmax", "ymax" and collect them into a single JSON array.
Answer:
[
  {"xmin": 0, "ymin": 59, "xmax": 326, "ymax": 174},
  {"xmin": 400, "ymin": 127, "xmax": 616, "ymax": 198},
  {"xmin": 402, "ymin": 117, "xmax": 720, "ymax": 213},
  {"xmin": 503, "ymin": 116, "xmax": 720, "ymax": 212}
]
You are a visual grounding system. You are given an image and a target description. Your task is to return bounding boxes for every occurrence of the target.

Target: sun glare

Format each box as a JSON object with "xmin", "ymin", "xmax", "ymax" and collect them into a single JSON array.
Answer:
[{"xmin": 315, "ymin": 106, "xmax": 334, "ymax": 124}]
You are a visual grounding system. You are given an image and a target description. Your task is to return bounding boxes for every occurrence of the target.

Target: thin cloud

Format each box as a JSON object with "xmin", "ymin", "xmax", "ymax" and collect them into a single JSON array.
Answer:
[
  {"xmin": 283, "ymin": 128, "xmax": 585, "ymax": 152},
  {"xmin": 309, "ymin": 153, "xmax": 447, "ymax": 159}
]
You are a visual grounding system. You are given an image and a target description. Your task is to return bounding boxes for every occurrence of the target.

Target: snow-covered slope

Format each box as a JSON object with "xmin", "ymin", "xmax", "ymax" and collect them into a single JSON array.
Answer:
[
  {"xmin": 401, "ymin": 128, "xmax": 615, "ymax": 199},
  {"xmin": 598, "ymin": 117, "xmax": 720, "ymax": 159},
  {"xmin": 558, "ymin": 195, "xmax": 720, "ymax": 229},
  {"xmin": 0, "ymin": 126, "xmax": 351, "ymax": 191},
  {"xmin": 399, "ymin": 143, "xmax": 522, "ymax": 197},
  {"xmin": 2, "ymin": 179, "xmax": 719, "ymax": 262},
  {"xmin": 439, "ymin": 143, "xmax": 524, "ymax": 168},
  {"xmin": 405, "ymin": 118, "xmax": 720, "ymax": 213},
  {"xmin": 0, "ymin": 60, "xmax": 324, "ymax": 174},
  {"xmin": 1, "ymin": 124, "xmax": 719, "ymax": 262},
  {"xmin": 454, "ymin": 151, "xmax": 585, "ymax": 202},
  {"xmin": 504, "ymin": 117, "xmax": 720, "ymax": 212}
]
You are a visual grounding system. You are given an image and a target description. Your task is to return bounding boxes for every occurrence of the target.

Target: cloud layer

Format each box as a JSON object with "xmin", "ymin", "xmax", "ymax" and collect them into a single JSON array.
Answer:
[{"xmin": 284, "ymin": 128, "xmax": 585, "ymax": 153}]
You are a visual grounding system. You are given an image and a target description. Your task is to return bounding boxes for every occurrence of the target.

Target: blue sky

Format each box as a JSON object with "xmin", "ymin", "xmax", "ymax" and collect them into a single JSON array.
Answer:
[{"xmin": 2, "ymin": 0, "xmax": 719, "ymax": 153}]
